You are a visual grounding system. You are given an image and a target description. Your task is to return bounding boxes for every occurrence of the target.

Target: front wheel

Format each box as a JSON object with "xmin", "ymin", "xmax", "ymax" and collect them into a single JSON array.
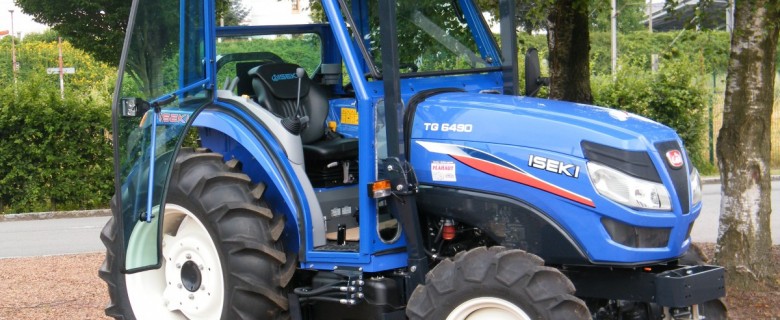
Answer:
[
  {"xmin": 99, "ymin": 149, "xmax": 295, "ymax": 319},
  {"xmin": 406, "ymin": 246, "xmax": 590, "ymax": 320}
]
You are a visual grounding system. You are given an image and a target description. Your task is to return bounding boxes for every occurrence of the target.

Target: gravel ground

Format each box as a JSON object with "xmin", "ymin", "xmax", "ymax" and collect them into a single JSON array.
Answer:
[
  {"xmin": 0, "ymin": 253, "xmax": 108, "ymax": 320},
  {"xmin": 0, "ymin": 247, "xmax": 778, "ymax": 319}
]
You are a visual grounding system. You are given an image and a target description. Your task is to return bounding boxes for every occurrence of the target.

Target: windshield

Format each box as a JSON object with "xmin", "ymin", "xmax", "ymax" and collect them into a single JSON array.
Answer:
[{"xmin": 356, "ymin": 0, "xmax": 495, "ymax": 74}]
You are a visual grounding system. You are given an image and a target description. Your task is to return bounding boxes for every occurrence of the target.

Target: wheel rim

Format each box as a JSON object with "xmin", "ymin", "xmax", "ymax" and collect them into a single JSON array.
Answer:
[
  {"xmin": 446, "ymin": 297, "xmax": 532, "ymax": 320},
  {"xmin": 125, "ymin": 204, "xmax": 224, "ymax": 320}
]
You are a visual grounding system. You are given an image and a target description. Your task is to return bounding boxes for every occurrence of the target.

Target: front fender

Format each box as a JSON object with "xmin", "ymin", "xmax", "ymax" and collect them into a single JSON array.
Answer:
[{"xmin": 193, "ymin": 106, "xmax": 309, "ymax": 255}]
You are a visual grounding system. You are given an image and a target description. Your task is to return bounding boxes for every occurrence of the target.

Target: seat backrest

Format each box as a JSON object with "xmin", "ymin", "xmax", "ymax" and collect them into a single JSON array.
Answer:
[
  {"xmin": 235, "ymin": 62, "xmax": 261, "ymax": 97},
  {"xmin": 250, "ymin": 63, "xmax": 328, "ymax": 144}
]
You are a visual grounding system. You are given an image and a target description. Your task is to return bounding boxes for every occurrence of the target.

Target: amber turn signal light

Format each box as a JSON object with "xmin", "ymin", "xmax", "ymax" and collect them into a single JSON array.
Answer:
[{"xmin": 370, "ymin": 180, "xmax": 392, "ymax": 199}]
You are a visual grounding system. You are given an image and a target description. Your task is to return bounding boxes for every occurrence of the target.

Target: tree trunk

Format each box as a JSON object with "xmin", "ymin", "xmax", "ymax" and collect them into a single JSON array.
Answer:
[
  {"xmin": 546, "ymin": 0, "xmax": 592, "ymax": 103},
  {"xmin": 715, "ymin": 0, "xmax": 778, "ymax": 289}
]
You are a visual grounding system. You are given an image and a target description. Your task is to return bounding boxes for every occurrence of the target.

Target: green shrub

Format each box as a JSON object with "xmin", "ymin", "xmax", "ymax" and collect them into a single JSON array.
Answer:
[
  {"xmin": 593, "ymin": 59, "xmax": 715, "ymax": 174},
  {"xmin": 0, "ymin": 77, "xmax": 113, "ymax": 213}
]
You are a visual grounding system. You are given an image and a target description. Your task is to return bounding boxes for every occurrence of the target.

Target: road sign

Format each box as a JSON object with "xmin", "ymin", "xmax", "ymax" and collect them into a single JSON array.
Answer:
[{"xmin": 46, "ymin": 67, "xmax": 75, "ymax": 74}]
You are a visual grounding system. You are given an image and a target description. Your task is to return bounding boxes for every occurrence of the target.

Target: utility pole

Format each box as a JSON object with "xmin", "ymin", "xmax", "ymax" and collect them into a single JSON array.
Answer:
[
  {"xmin": 725, "ymin": 0, "xmax": 734, "ymax": 34},
  {"xmin": 58, "ymin": 37, "xmax": 65, "ymax": 99},
  {"xmin": 647, "ymin": 0, "xmax": 653, "ymax": 33},
  {"xmin": 611, "ymin": 0, "xmax": 617, "ymax": 77},
  {"xmin": 9, "ymin": 9, "xmax": 17, "ymax": 93}
]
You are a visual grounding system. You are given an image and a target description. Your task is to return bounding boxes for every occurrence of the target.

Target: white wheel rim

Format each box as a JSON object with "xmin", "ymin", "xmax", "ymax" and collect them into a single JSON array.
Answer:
[
  {"xmin": 125, "ymin": 204, "xmax": 224, "ymax": 320},
  {"xmin": 446, "ymin": 297, "xmax": 532, "ymax": 320}
]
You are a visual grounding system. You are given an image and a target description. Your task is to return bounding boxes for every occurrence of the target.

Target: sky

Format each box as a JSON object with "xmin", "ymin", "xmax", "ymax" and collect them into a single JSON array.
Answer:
[{"xmin": 0, "ymin": 0, "xmax": 50, "ymax": 38}]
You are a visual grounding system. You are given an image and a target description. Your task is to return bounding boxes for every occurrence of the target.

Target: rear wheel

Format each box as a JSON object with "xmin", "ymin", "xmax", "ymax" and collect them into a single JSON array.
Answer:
[
  {"xmin": 100, "ymin": 149, "xmax": 295, "ymax": 319},
  {"xmin": 406, "ymin": 247, "xmax": 590, "ymax": 320}
]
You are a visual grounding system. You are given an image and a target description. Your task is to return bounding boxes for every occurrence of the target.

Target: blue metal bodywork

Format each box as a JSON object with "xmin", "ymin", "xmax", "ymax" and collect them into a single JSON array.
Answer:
[
  {"xmin": 408, "ymin": 93, "xmax": 699, "ymax": 263},
  {"xmin": 115, "ymin": 0, "xmax": 702, "ymax": 274}
]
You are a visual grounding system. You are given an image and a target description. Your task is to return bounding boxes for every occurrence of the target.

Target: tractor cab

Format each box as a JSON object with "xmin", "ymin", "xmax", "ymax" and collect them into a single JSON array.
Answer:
[{"xmin": 112, "ymin": 0, "xmax": 511, "ymax": 273}]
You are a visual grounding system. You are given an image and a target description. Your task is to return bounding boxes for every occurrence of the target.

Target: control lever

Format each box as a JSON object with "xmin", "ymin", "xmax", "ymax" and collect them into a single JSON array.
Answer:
[{"xmin": 281, "ymin": 67, "xmax": 310, "ymax": 135}]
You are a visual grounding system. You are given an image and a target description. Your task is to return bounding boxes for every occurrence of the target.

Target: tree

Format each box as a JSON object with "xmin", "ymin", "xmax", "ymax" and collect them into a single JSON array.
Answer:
[
  {"xmin": 15, "ymin": 0, "xmax": 244, "ymax": 66},
  {"xmin": 714, "ymin": 1, "xmax": 779, "ymax": 288},
  {"xmin": 476, "ymin": 0, "xmax": 593, "ymax": 102},
  {"xmin": 475, "ymin": 0, "xmax": 549, "ymax": 34},
  {"xmin": 547, "ymin": 0, "xmax": 593, "ymax": 103},
  {"xmin": 590, "ymin": 0, "xmax": 647, "ymax": 32},
  {"xmin": 216, "ymin": 0, "xmax": 250, "ymax": 26},
  {"xmin": 15, "ymin": 0, "xmax": 129, "ymax": 66}
]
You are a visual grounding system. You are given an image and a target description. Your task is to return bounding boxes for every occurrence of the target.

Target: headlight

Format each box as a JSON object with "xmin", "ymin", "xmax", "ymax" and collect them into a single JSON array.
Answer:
[
  {"xmin": 587, "ymin": 162, "xmax": 672, "ymax": 211},
  {"xmin": 690, "ymin": 167, "xmax": 702, "ymax": 205}
]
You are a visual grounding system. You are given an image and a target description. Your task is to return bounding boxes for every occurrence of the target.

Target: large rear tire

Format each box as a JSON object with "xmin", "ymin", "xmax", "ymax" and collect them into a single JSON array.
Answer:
[
  {"xmin": 406, "ymin": 246, "xmax": 590, "ymax": 320},
  {"xmin": 99, "ymin": 148, "xmax": 295, "ymax": 319}
]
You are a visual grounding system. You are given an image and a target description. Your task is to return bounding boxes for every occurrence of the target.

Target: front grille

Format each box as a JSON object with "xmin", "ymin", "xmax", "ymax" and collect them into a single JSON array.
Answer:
[{"xmin": 655, "ymin": 141, "xmax": 690, "ymax": 214}]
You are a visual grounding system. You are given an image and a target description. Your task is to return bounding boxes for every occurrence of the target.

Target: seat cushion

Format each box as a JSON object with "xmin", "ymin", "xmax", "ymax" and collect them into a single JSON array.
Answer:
[{"xmin": 303, "ymin": 138, "xmax": 359, "ymax": 163}]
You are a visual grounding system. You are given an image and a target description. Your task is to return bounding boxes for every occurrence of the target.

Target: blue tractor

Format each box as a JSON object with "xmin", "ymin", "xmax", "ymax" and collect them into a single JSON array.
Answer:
[{"xmin": 100, "ymin": 0, "xmax": 727, "ymax": 318}]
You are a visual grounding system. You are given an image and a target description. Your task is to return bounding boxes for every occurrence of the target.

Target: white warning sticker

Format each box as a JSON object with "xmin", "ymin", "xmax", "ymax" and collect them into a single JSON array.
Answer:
[{"xmin": 431, "ymin": 161, "xmax": 456, "ymax": 182}]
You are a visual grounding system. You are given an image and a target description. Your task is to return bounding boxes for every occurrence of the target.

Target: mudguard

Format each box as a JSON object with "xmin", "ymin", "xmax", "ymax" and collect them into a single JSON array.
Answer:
[{"xmin": 193, "ymin": 92, "xmax": 330, "ymax": 256}]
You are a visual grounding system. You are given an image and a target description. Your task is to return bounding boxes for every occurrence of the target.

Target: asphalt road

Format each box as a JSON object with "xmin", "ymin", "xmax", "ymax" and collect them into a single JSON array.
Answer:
[
  {"xmin": 0, "ymin": 181, "xmax": 777, "ymax": 258},
  {"xmin": 0, "ymin": 216, "xmax": 109, "ymax": 258},
  {"xmin": 691, "ymin": 180, "xmax": 780, "ymax": 245}
]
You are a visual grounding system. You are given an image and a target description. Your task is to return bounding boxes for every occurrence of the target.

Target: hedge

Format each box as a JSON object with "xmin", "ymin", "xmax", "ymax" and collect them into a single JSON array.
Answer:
[
  {"xmin": 592, "ymin": 59, "xmax": 715, "ymax": 174},
  {"xmin": 0, "ymin": 78, "xmax": 113, "ymax": 213}
]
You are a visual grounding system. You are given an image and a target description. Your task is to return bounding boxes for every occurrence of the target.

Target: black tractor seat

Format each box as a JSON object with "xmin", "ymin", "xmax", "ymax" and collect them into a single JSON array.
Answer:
[{"xmin": 249, "ymin": 63, "xmax": 358, "ymax": 187}]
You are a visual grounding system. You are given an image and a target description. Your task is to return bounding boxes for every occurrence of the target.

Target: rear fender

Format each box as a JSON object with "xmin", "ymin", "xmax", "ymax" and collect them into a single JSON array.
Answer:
[{"xmin": 192, "ymin": 104, "xmax": 311, "ymax": 255}]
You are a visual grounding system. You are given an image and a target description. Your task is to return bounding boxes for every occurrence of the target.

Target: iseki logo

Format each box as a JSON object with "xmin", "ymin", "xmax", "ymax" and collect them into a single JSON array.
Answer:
[
  {"xmin": 666, "ymin": 150, "xmax": 684, "ymax": 169},
  {"xmin": 528, "ymin": 155, "xmax": 581, "ymax": 178},
  {"xmin": 158, "ymin": 113, "xmax": 189, "ymax": 124}
]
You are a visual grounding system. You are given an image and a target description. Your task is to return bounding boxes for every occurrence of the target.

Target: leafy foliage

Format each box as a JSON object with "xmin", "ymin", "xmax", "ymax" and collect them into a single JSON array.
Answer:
[
  {"xmin": 14, "ymin": 0, "xmax": 129, "ymax": 66},
  {"xmin": 0, "ymin": 35, "xmax": 116, "ymax": 98},
  {"xmin": 14, "ymin": 0, "xmax": 245, "ymax": 66},
  {"xmin": 590, "ymin": 0, "xmax": 648, "ymax": 32},
  {"xmin": 216, "ymin": 0, "xmax": 250, "ymax": 26},
  {"xmin": 590, "ymin": 30, "xmax": 731, "ymax": 76},
  {"xmin": 0, "ymin": 35, "xmax": 115, "ymax": 213},
  {"xmin": 592, "ymin": 59, "xmax": 715, "ymax": 173},
  {"xmin": 215, "ymin": 35, "xmax": 323, "ymax": 85},
  {"xmin": 0, "ymin": 78, "xmax": 113, "ymax": 213}
]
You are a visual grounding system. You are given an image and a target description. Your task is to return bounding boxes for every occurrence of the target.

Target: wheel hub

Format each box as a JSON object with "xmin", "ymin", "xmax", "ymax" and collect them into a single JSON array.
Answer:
[{"xmin": 180, "ymin": 260, "xmax": 202, "ymax": 292}]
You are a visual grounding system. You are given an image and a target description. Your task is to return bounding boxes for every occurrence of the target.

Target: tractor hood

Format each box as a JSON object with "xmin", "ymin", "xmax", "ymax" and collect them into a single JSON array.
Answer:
[{"xmin": 409, "ymin": 92, "xmax": 680, "ymax": 156}]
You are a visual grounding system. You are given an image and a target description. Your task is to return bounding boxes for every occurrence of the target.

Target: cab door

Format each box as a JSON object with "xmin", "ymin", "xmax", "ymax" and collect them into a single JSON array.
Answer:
[{"xmin": 111, "ymin": 0, "xmax": 215, "ymax": 272}]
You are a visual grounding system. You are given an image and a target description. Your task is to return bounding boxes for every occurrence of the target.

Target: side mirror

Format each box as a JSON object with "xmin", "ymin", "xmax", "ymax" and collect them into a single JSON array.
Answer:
[
  {"xmin": 525, "ymin": 48, "xmax": 550, "ymax": 97},
  {"xmin": 120, "ymin": 97, "xmax": 150, "ymax": 118}
]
